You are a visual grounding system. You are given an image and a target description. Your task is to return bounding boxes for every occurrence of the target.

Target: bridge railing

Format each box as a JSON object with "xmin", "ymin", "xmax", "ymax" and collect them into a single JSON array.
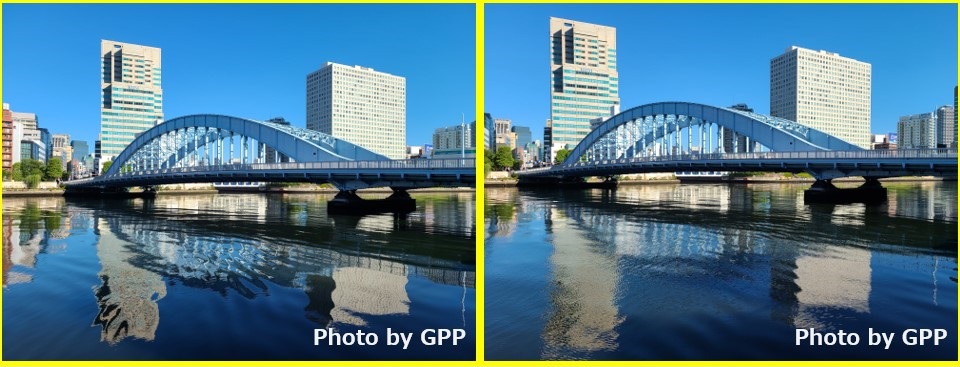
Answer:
[
  {"xmin": 522, "ymin": 148, "xmax": 958, "ymax": 175},
  {"xmin": 87, "ymin": 158, "xmax": 474, "ymax": 181}
]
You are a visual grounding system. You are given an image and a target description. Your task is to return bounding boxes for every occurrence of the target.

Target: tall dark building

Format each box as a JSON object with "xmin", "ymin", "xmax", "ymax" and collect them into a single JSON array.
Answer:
[
  {"xmin": 723, "ymin": 104, "xmax": 752, "ymax": 153},
  {"xmin": 71, "ymin": 140, "xmax": 89, "ymax": 162}
]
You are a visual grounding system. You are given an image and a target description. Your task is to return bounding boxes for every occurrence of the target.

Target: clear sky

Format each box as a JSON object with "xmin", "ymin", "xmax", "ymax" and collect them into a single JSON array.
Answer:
[
  {"xmin": 2, "ymin": 4, "xmax": 476, "ymax": 146},
  {"xmin": 486, "ymin": 4, "xmax": 958, "ymax": 143}
]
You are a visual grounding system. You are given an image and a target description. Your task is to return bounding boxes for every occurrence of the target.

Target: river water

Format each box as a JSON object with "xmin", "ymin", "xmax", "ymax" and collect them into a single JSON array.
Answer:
[
  {"xmin": 484, "ymin": 182, "xmax": 957, "ymax": 360},
  {"xmin": 2, "ymin": 192, "xmax": 476, "ymax": 360}
]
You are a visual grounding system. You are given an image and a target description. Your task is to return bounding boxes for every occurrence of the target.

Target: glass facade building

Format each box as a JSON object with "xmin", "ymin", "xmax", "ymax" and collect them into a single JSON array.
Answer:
[
  {"xmin": 99, "ymin": 40, "xmax": 163, "ymax": 162},
  {"xmin": 547, "ymin": 17, "xmax": 619, "ymax": 162}
]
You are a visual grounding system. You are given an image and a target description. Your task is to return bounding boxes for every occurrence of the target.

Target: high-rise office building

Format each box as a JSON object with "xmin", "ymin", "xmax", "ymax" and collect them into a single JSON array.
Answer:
[
  {"xmin": 936, "ymin": 105, "xmax": 955, "ymax": 148},
  {"xmin": 12, "ymin": 112, "xmax": 39, "ymax": 141},
  {"xmin": 723, "ymin": 104, "xmax": 753, "ymax": 153},
  {"xmin": 770, "ymin": 46, "xmax": 871, "ymax": 149},
  {"xmin": 99, "ymin": 40, "xmax": 163, "ymax": 162},
  {"xmin": 897, "ymin": 112, "xmax": 936, "ymax": 149},
  {"xmin": 21, "ymin": 140, "xmax": 44, "ymax": 161},
  {"xmin": 306, "ymin": 62, "xmax": 406, "ymax": 159},
  {"xmin": 51, "ymin": 133, "xmax": 70, "ymax": 167},
  {"xmin": 263, "ymin": 117, "xmax": 291, "ymax": 163},
  {"xmin": 954, "ymin": 86, "xmax": 958, "ymax": 148},
  {"xmin": 511, "ymin": 125, "xmax": 532, "ymax": 149},
  {"xmin": 495, "ymin": 118, "xmax": 511, "ymax": 136},
  {"xmin": 432, "ymin": 121, "xmax": 476, "ymax": 158},
  {"xmin": 494, "ymin": 118, "xmax": 514, "ymax": 148},
  {"xmin": 2, "ymin": 104, "xmax": 14, "ymax": 170},
  {"xmin": 71, "ymin": 140, "xmax": 89, "ymax": 162},
  {"xmin": 38, "ymin": 128, "xmax": 50, "ymax": 162},
  {"xmin": 548, "ymin": 17, "xmax": 619, "ymax": 161},
  {"xmin": 484, "ymin": 113, "xmax": 495, "ymax": 150}
]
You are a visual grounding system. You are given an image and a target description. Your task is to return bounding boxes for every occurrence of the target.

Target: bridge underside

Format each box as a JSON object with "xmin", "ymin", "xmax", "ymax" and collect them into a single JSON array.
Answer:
[
  {"xmin": 524, "ymin": 156, "xmax": 957, "ymax": 181},
  {"xmin": 69, "ymin": 170, "xmax": 472, "ymax": 191},
  {"xmin": 65, "ymin": 168, "xmax": 474, "ymax": 215},
  {"xmin": 518, "ymin": 152, "xmax": 957, "ymax": 204}
]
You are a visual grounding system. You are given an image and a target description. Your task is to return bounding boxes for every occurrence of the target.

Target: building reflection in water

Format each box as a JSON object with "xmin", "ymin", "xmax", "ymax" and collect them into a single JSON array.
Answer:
[
  {"xmin": 542, "ymin": 207, "xmax": 621, "ymax": 358},
  {"xmin": 41, "ymin": 193, "xmax": 475, "ymax": 345},
  {"xmin": 92, "ymin": 218, "xmax": 167, "ymax": 344},
  {"xmin": 793, "ymin": 246, "xmax": 871, "ymax": 329},
  {"xmin": 3, "ymin": 199, "xmax": 64, "ymax": 287},
  {"xmin": 1, "ymin": 193, "xmax": 475, "ymax": 350},
  {"xmin": 487, "ymin": 182, "xmax": 955, "ymax": 358},
  {"xmin": 330, "ymin": 266, "xmax": 410, "ymax": 327}
]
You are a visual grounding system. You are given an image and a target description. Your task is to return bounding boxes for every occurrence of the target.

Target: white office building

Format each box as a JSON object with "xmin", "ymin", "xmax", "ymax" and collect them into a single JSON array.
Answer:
[
  {"xmin": 770, "ymin": 46, "xmax": 872, "ymax": 149},
  {"xmin": 306, "ymin": 62, "xmax": 406, "ymax": 159},
  {"xmin": 898, "ymin": 112, "xmax": 936, "ymax": 149},
  {"xmin": 432, "ymin": 122, "xmax": 476, "ymax": 158}
]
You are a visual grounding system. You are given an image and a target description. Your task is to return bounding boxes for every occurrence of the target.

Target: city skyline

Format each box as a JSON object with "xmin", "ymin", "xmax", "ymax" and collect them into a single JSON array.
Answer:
[
  {"xmin": 486, "ymin": 4, "xmax": 958, "ymax": 144},
  {"xmin": 2, "ymin": 4, "xmax": 476, "ymax": 147}
]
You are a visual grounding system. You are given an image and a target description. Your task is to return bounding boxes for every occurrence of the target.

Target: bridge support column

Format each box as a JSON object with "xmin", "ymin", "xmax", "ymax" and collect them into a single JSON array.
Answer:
[
  {"xmin": 327, "ymin": 188, "xmax": 416, "ymax": 216},
  {"xmin": 64, "ymin": 186, "xmax": 157, "ymax": 199},
  {"xmin": 601, "ymin": 175, "xmax": 619, "ymax": 189},
  {"xmin": 803, "ymin": 178, "xmax": 887, "ymax": 205}
]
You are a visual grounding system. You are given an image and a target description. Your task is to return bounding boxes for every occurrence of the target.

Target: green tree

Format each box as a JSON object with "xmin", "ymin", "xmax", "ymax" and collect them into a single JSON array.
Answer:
[
  {"xmin": 101, "ymin": 160, "xmax": 113, "ymax": 174},
  {"xmin": 482, "ymin": 149, "xmax": 495, "ymax": 177},
  {"xmin": 25, "ymin": 174, "xmax": 41, "ymax": 189},
  {"xmin": 554, "ymin": 149, "xmax": 571, "ymax": 165},
  {"xmin": 45, "ymin": 158, "xmax": 63, "ymax": 181},
  {"xmin": 20, "ymin": 159, "xmax": 44, "ymax": 179},
  {"xmin": 493, "ymin": 146, "xmax": 515, "ymax": 171},
  {"xmin": 11, "ymin": 162, "xmax": 23, "ymax": 181}
]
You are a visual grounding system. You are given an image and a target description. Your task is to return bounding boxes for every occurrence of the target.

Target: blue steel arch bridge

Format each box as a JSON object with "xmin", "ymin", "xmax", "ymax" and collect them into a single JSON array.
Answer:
[
  {"xmin": 520, "ymin": 102, "xmax": 957, "ymax": 202},
  {"xmin": 65, "ymin": 114, "xmax": 475, "ymax": 210}
]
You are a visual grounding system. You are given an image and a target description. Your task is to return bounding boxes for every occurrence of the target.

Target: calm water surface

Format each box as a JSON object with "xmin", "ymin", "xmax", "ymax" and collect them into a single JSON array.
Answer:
[
  {"xmin": 3, "ymin": 192, "xmax": 475, "ymax": 360},
  {"xmin": 485, "ymin": 182, "xmax": 957, "ymax": 360}
]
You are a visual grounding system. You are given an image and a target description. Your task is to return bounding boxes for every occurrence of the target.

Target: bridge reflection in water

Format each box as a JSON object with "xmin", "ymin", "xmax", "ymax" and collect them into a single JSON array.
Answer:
[
  {"xmin": 2, "ymin": 193, "xmax": 475, "ymax": 360},
  {"xmin": 484, "ymin": 183, "xmax": 956, "ymax": 360}
]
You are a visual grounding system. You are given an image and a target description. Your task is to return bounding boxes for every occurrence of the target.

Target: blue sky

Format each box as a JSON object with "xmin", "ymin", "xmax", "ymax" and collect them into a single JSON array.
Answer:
[
  {"xmin": 2, "ymin": 4, "xmax": 476, "ymax": 146},
  {"xmin": 486, "ymin": 4, "xmax": 958, "ymax": 142}
]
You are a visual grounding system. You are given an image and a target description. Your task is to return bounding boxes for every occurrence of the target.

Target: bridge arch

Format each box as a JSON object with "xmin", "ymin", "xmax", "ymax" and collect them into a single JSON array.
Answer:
[
  {"xmin": 105, "ymin": 114, "xmax": 388, "ymax": 176},
  {"xmin": 563, "ymin": 102, "xmax": 861, "ymax": 165}
]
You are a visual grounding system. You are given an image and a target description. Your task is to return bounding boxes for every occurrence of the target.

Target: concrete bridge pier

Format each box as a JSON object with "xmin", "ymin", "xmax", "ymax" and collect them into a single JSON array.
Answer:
[
  {"xmin": 601, "ymin": 175, "xmax": 619, "ymax": 189},
  {"xmin": 327, "ymin": 188, "xmax": 416, "ymax": 216},
  {"xmin": 517, "ymin": 175, "xmax": 618, "ymax": 189},
  {"xmin": 64, "ymin": 185, "xmax": 157, "ymax": 199},
  {"xmin": 803, "ymin": 177, "xmax": 887, "ymax": 205}
]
